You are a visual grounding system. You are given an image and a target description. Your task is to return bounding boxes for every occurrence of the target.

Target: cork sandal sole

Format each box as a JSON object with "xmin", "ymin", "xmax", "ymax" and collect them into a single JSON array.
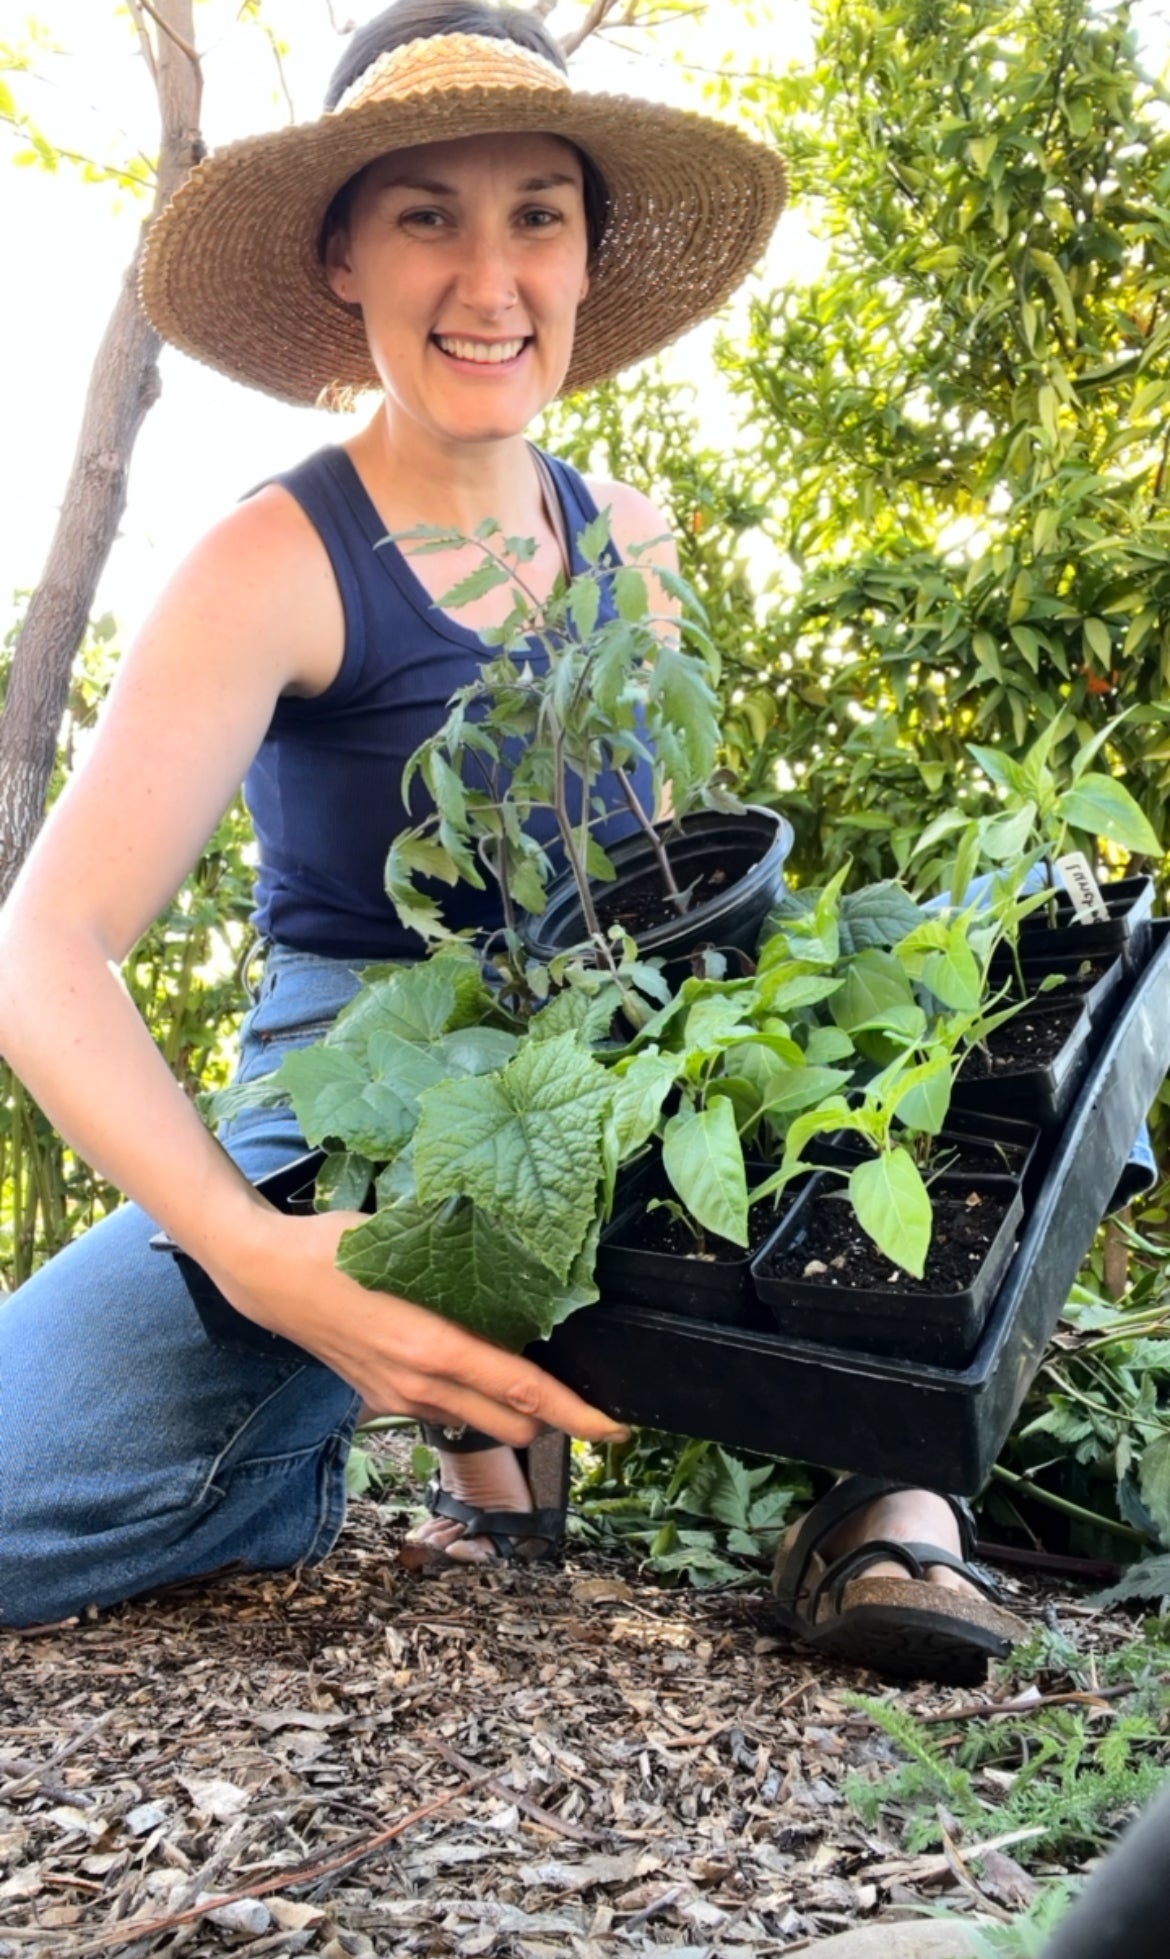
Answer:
[{"xmin": 774, "ymin": 1572, "xmax": 1024, "ymax": 1686}]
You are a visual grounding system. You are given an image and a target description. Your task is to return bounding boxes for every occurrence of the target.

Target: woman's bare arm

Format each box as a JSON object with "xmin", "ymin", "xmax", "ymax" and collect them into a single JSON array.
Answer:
[{"xmin": 0, "ymin": 490, "xmax": 624, "ymax": 1444}]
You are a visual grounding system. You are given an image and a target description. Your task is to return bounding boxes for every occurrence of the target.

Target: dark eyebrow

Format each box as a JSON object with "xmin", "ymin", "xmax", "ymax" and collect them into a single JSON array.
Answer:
[{"xmin": 378, "ymin": 174, "xmax": 459, "ymax": 195}]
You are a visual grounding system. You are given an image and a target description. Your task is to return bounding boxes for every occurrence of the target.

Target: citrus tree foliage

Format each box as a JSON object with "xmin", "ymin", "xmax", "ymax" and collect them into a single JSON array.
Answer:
[
  {"xmin": 552, "ymin": 0, "xmax": 1170, "ymax": 887},
  {"xmin": 744, "ymin": 0, "xmax": 1170, "ymax": 879}
]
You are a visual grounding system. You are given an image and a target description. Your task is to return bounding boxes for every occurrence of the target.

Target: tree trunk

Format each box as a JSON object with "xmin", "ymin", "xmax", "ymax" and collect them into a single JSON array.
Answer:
[{"xmin": 0, "ymin": 1, "xmax": 201, "ymax": 905}]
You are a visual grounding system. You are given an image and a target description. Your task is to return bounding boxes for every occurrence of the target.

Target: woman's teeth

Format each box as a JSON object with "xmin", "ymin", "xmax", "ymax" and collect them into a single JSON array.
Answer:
[{"xmin": 435, "ymin": 335, "xmax": 526, "ymax": 363}]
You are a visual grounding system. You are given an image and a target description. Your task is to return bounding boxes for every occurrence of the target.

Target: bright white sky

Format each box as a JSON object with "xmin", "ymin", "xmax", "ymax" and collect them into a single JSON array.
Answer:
[
  {"xmin": 5, "ymin": 1, "xmax": 1168, "ymax": 641},
  {"xmin": 2, "ymin": 0, "xmax": 813, "ymax": 636}
]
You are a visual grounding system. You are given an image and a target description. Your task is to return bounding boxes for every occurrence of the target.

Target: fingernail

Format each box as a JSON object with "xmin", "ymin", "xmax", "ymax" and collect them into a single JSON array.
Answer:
[{"xmin": 601, "ymin": 1427, "xmax": 631, "ymax": 1442}]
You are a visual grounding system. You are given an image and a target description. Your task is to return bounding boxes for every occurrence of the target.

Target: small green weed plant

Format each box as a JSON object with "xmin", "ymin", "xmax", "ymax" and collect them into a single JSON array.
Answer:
[{"xmin": 843, "ymin": 1618, "xmax": 1170, "ymax": 1863}]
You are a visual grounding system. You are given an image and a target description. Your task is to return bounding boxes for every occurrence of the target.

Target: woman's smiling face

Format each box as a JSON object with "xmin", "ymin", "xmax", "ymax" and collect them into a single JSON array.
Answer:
[{"xmin": 324, "ymin": 130, "xmax": 591, "ymax": 446}]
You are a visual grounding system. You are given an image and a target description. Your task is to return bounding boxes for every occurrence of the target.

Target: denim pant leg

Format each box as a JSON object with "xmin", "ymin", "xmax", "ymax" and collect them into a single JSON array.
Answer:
[{"xmin": 0, "ymin": 946, "xmax": 370, "ymax": 1627}]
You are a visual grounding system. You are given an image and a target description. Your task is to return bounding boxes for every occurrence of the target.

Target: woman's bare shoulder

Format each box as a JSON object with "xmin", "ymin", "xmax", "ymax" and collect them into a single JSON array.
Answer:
[
  {"xmin": 583, "ymin": 475, "xmax": 677, "ymax": 571},
  {"xmin": 149, "ymin": 481, "xmax": 344, "ymax": 699}
]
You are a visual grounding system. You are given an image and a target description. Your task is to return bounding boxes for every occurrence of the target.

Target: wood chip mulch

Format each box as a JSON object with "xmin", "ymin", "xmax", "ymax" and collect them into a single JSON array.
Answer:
[{"xmin": 0, "ymin": 1480, "xmax": 1151, "ymax": 1959}]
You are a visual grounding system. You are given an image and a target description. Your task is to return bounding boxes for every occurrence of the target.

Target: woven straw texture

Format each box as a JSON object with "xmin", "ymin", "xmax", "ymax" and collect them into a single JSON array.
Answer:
[{"xmin": 140, "ymin": 34, "xmax": 788, "ymax": 406}]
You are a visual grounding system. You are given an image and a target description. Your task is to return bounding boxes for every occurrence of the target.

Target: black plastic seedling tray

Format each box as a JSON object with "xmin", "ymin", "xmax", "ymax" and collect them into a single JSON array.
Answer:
[{"xmin": 533, "ymin": 920, "xmax": 1170, "ymax": 1494}]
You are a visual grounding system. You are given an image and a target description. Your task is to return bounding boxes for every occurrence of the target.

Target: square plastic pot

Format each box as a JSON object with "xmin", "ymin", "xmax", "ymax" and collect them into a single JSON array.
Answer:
[
  {"xmin": 814, "ymin": 1108, "xmax": 1039, "ymax": 1194},
  {"xmin": 750, "ymin": 1171, "xmax": 1026, "ymax": 1367},
  {"xmin": 950, "ymin": 995, "xmax": 1095, "ymax": 1128},
  {"xmin": 992, "ymin": 947, "xmax": 1127, "ymax": 1041},
  {"xmin": 1017, "ymin": 874, "xmax": 1154, "ymax": 973},
  {"xmin": 595, "ymin": 1154, "xmax": 783, "ymax": 1329}
]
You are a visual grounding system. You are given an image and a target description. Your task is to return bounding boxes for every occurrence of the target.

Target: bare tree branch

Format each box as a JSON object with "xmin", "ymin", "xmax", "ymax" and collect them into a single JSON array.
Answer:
[
  {"xmin": 560, "ymin": 0, "xmax": 626, "ymax": 59},
  {"xmin": 0, "ymin": 1, "xmax": 204, "ymax": 903},
  {"xmin": 559, "ymin": 0, "xmax": 694, "ymax": 59},
  {"xmin": 132, "ymin": 0, "xmax": 203, "ymax": 128},
  {"xmin": 132, "ymin": 0, "xmax": 199, "ymax": 67},
  {"xmin": 260, "ymin": 23, "xmax": 296, "ymax": 122},
  {"xmin": 124, "ymin": 0, "xmax": 159, "ymax": 85}
]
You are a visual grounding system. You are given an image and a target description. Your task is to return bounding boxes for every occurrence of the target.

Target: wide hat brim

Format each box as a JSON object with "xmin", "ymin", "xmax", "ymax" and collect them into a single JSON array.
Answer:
[{"xmin": 140, "ymin": 34, "xmax": 788, "ymax": 406}]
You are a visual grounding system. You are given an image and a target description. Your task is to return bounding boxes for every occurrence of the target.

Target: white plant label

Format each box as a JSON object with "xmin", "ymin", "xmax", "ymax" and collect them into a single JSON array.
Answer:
[{"xmin": 1054, "ymin": 851, "xmax": 1110, "ymax": 924}]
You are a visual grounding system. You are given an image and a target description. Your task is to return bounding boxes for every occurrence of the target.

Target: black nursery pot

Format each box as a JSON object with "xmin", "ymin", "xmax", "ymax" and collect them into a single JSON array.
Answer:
[
  {"xmin": 950, "ymin": 995, "xmax": 1095, "ymax": 1129},
  {"xmin": 596, "ymin": 1155, "xmax": 781, "ymax": 1328},
  {"xmin": 1018, "ymin": 949, "xmax": 1125, "ymax": 1034},
  {"xmin": 750, "ymin": 1170, "xmax": 1025, "ymax": 1366},
  {"xmin": 991, "ymin": 945, "xmax": 1127, "ymax": 1038},
  {"xmin": 816, "ymin": 1108, "xmax": 1040, "ymax": 1193},
  {"xmin": 1017, "ymin": 874, "xmax": 1154, "ymax": 972},
  {"xmin": 151, "ymin": 1150, "xmax": 328, "ymax": 1361},
  {"xmin": 925, "ymin": 1107, "xmax": 1041, "ymax": 1195},
  {"xmin": 519, "ymin": 807, "xmax": 794, "ymax": 975}
]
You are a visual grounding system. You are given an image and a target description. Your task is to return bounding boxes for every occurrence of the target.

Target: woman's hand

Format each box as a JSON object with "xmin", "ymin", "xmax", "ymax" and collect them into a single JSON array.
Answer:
[{"xmin": 204, "ymin": 1204, "xmax": 627, "ymax": 1447}]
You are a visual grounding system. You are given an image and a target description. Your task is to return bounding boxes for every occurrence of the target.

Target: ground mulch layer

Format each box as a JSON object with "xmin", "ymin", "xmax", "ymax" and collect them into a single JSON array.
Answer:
[{"xmin": 0, "ymin": 1475, "xmax": 1159, "ymax": 1959}]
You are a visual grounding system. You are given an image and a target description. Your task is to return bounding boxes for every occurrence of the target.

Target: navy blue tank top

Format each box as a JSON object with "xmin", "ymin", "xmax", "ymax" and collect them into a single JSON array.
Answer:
[{"xmin": 244, "ymin": 444, "xmax": 653, "ymax": 961}]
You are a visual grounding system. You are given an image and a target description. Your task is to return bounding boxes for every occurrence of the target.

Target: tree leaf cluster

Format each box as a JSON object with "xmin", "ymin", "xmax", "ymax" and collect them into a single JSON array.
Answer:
[{"xmin": 548, "ymin": 0, "xmax": 1170, "ymax": 899}]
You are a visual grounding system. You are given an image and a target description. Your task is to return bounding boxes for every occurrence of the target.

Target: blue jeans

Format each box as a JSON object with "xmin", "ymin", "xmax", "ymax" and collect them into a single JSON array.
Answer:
[{"xmin": 0, "ymin": 944, "xmax": 370, "ymax": 1627}]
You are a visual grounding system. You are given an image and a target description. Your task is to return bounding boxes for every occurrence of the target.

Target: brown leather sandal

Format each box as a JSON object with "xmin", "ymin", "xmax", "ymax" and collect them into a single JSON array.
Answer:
[
  {"xmin": 397, "ymin": 1424, "xmax": 571, "ymax": 1570},
  {"xmin": 770, "ymin": 1475, "xmax": 1025, "ymax": 1685}
]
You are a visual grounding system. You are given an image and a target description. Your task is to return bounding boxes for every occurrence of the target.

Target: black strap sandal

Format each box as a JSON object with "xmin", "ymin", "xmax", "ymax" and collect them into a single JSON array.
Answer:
[
  {"xmin": 397, "ymin": 1424, "xmax": 571, "ymax": 1570},
  {"xmin": 771, "ymin": 1474, "xmax": 1025, "ymax": 1686}
]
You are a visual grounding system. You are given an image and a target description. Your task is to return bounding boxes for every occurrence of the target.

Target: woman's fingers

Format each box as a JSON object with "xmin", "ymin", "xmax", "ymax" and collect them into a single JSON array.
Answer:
[
  {"xmin": 360, "ymin": 1305, "xmax": 629, "ymax": 1443},
  {"xmin": 220, "ymin": 1208, "xmax": 629, "ymax": 1445}
]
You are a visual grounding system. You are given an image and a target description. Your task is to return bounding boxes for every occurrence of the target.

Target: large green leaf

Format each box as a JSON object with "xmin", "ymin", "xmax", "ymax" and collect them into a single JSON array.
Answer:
[
  {"xmin": 644, "ymin": 640, "xmax": 720, "ymax": 791},
  {"xmin": 678, "ymin": 994, "xmax": 758, "ymax": 1058},
  {"xmin": 849, "ymin": 1150, "xmax": 933, "ymax": 1280},
  {"xmin": 980, "ymin": 804, "xmax": 1037, "ymax": 863},
  {"xmin": 758, "ymin": 1063, "xmax": 854, "ymax": 1118},
  {"xmin": 891, "ymin": 1057, "xmax": 953, "ymax": 1136},
  {"xmin": 967, "ymin": 743, "xmax": 1032, "ymax": 799},
  {"xmin": 337, "ymin": 1194, "xmax": 591, "ymax": 1350},
  {"xmin": 330, "ymin": 962, "xmax": 461, "ymax": 1050},
  {"xmin": 838, "ymin": 881, "xmax": 925, "ymax": 952},
  {"xmin": 677, "ymin": 1447, "xmax": 756, "ymax": 1531},
  {"xmin": 527, "ymin": 983, "xmax": 624, "ymax": 1046},
  {"xmin": 315, "ymin": 1150, "xmax": 375, "ymax": 1213},
  {"xmin": 830, "ymin": 950, "xmax": 917, "ymax": 1033},
  {"xmin": 1056, "ymin": 776, "xmax": 1161, "ymax": 856},
  {"xmin": 805, "ymin": 1026, "xmax": 856, "ymax": 1067},
  {"xmin": 662, "ymin": 1099, "xmax": 749, "ymax": 1247},
  {"xmin": 1139, "ymin": 1434, "xmax": 1170, "ymax": 1547},
  {"xmin": 273, "ymin": 1041, "xmax": 442, "ymax": 1158},
  {"xmin": 919, "ymin": 927, "xmax": 983, "ymax": 1012},
  {"xmin": 412, "ymin": 1032, "xmax": 612, "ymax": 1277},
  {"xmin": 609, "ymin": 1049, "xmax": 680, "ymax": 1156},
  {"xmin": 755, "ymin": 964, "xmax": 844, "ymax": 1014},
  {"xmin": 613, "ymin": 564, "xmax": 650, "ymax": 622},
  {"xmin": 429, "ymin": 1025, "xmax": 519, "ymax": 1076}
]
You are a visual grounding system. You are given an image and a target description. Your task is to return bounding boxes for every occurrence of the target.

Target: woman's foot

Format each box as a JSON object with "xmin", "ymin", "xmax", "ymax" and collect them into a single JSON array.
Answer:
[
  {"xmin": 397, "ymin": 1427, "xmax": 570, "ymax": 1569},
  {"xmin": 771, "ymin": 1476, "xmax": 1024, "ymax": 1684},
  {"xmin": 405, "ymin": 1441, "xmax": 537, "ymax": 1566},
  {"xmin": 807, "ymin": 1484, "xmax": 979, "ymax": 1596}
]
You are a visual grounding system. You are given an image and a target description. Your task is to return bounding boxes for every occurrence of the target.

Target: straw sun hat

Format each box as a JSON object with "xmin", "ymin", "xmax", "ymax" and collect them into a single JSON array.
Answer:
[{"xmin": 140, "ymin": 30, "xmax": 788, "ymax": 406}]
